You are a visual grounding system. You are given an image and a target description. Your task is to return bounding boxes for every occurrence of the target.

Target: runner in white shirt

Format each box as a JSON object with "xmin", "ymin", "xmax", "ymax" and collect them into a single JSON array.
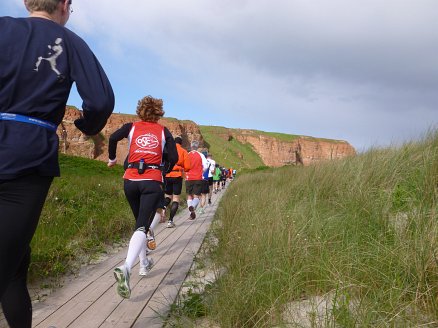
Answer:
[{"xmin": 206, "ymin": 154, "xmax": 216, "ymax": 205}]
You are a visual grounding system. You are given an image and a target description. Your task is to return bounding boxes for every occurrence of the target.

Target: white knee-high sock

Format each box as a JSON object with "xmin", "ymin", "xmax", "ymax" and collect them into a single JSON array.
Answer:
[
  {"xmin": 187, "ymin": 199, "xmax": 193, "ymax": 208},
  {"xmin": 150, "ymin": 212, "xmax": 160, "ymax": 231},
  {"xmin": 125, "ymin": 230, "xmax": 146, "ymax": 272},
  {"xmin": 191, "ymin": 197, "xmax": 200, "ymax": 209},
  {"xmin": 138, "ymin": 239, "xmax": 148, "ymax": 267}
]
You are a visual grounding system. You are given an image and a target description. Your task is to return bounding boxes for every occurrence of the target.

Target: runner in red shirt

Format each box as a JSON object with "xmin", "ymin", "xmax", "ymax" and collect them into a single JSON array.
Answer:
[
  {"xmin": 185, "ymin": 140, "xmax": 208, "ymax": 219},
  {"xmin": 107, "ymin": 96, "xmax": 177, "ymax": 299}
]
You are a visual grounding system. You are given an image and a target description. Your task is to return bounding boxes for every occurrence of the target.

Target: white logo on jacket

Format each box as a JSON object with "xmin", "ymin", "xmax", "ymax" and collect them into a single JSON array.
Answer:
[
  {"xmin": 34, "ymin": 38, "xmax": 63, "ymax": 76},
  {"xmin": 136, "ymin": 133, "xmax": 159, "ymax": 149}
]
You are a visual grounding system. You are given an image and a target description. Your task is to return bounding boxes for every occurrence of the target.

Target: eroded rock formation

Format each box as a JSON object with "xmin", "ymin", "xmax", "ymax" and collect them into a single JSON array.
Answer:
[{"xmin": 232, "ymin": 130, "xmax": 356, "ymax": 167}]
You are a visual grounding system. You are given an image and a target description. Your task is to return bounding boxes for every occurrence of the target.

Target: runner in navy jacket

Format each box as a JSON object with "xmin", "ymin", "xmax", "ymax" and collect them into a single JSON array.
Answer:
[{"xmin": 0, "ymin": 1, "xmax": 114, "ymax": 326}]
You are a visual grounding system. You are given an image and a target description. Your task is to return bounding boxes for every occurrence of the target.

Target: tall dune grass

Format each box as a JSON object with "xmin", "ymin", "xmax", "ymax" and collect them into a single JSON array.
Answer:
[{"xmin": 206, "ymin": 130, "xmax": 438, "ymax": 327}]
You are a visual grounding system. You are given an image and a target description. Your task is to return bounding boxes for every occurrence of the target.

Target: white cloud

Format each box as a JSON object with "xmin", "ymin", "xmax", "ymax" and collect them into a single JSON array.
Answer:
[{"xmin": 3, "ymin": 0, "xmax": 437, "ymax": 150}]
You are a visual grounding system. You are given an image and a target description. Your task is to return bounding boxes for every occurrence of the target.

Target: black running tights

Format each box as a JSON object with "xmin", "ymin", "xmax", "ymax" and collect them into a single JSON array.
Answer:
[
  {"xmin": 0, "ymin": 174, "xmax": 53, "ymax": 328},
  {"xmin": 169, "ymin": 201, "xmax": 179, "ymax": 220},
  {"xmin": 123, "ymin": 179, "xmax": 163, "ymax": 231}
]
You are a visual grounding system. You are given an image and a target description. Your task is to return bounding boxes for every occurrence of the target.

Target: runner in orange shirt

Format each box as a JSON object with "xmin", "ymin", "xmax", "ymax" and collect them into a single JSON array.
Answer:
[{"xmin": 185, "ymin": 140, "xmax": 209, "ymax": 219}]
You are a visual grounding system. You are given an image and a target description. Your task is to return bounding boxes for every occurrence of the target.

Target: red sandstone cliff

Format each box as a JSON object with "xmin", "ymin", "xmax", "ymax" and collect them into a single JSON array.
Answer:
[
  {"xmin": 232, "ymin": 130, "xmax": 356, "ymax": 167},
  {"xmin": 57, "ymin": 107, "xmax": 355, "ymax": 167}
]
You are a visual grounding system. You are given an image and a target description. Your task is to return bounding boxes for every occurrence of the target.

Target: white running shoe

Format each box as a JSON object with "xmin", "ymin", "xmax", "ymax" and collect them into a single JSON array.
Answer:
[
  {"xmin": 139, "ymin": 257, "xmax": 154, "ymax": 276},
  {"xmin": 167, "ymin": 220, "xmax": 175, "ymax": 228},
  {"xmin": 114, "ymin": 265, "xmax": 131, "ymax": 299}
]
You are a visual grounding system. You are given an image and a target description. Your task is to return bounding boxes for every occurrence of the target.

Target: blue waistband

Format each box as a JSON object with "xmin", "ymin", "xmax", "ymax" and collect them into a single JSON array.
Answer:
[{"xmin": 0, "ymin": 113, "xmax": 57, "ymax": 132}]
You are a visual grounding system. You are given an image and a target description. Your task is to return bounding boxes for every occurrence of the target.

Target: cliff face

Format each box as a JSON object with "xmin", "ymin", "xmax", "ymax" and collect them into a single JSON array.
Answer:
[
  {"xmin": 58, "ymin": 107, "xmax": 204, "ymax": 163},
  {"xmin": 57, "ymin": 107, "xmax": 355, "ymax": 167},
  {"xmin": 233, "ymin": 131, "xmax": 356, "ymax": 167}
]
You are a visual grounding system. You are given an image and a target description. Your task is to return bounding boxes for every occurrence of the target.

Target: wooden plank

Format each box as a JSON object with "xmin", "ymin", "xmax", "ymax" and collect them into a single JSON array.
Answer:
[
  {"xmin": 69, "ymin": 220, "xmax": 199, "ymax": 327},
  {"xmin": 34, "ymin": 202, "xmax": 191, "ymax": 323},
  {"xmin": 16, "ymin": 189, "xmax": 226, "ymax": 328},
  {"xmin": 98, "ymin": 214, "xmax": 210, "ymax": 327},
  {"xmin": 134, "ymin": 210, "xmax": 215, "ymax": 327},
  {"xmin": 33, "ymin": 248, "xmax": 126, "ymax": 325},
  {"xmin": 35, "ymin": 217, "xmax": 193, "ymax": 327},
  {"xmin": 33, "ymin": 205, "xmax": 192, "ymax": 327}
]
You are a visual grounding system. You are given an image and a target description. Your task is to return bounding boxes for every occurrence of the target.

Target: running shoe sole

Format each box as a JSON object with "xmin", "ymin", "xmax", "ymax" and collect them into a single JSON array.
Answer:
[{"xmin": 114, "ymin": 267, "xmax": 131, "ymax": 299}]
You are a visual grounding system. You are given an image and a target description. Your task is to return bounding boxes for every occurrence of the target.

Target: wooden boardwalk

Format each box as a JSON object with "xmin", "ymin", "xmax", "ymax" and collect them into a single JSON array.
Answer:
[{"xmin": 1, "ymin": 191, "xmax": 223, "ymax": 328}]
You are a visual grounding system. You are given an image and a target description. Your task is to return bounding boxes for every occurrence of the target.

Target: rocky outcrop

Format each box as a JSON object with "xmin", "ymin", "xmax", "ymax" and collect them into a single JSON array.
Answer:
[
  {"xmin": 57, "ymin": 107, "xmax": 355, "ymax": 167},
  {"xmin": 58, "ymin": 107, "xmax": 204, "ymax": 162},
  {"xmin": 230, "ymin": 130, "xmax": 356, "ymax": 167}
]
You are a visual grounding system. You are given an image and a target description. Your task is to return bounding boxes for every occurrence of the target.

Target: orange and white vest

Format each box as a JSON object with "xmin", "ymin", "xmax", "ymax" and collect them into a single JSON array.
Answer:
[{"xmin": 123, "ymin": 121, "xmax": 165, "ymax": 182}]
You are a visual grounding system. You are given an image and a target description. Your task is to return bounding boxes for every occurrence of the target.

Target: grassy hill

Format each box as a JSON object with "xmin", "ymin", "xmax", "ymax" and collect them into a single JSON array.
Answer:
[{"xmin": 199, "ymin": 125, "xmax": 265, "ymax": 170}]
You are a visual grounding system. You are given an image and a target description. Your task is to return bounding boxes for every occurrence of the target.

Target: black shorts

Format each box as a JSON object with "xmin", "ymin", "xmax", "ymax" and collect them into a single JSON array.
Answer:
[
  {"xmin": 208, "ymin": 177, "xmax": 214, "ymax": 186},
  {"xmin": 185, "ymin": 180, "xmax": 203, "ymax": 196},
  {"xmin": 164, "ymin": 177, "xmax": 183, "ymax": 195},
  {"xmin": 201, "ymin": 179, "xmax": 209, "ymax": 194}
]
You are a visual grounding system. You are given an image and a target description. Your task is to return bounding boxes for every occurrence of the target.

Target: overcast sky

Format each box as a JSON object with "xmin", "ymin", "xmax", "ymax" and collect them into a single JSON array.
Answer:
[{"xmin": 2, "ymin": 0, "xmax": 437, "ymax": 151}]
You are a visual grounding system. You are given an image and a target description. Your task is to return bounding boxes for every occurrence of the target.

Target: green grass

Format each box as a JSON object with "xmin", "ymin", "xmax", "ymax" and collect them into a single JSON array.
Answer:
[
  {"xmin": 256, "ymin": 130, "xmax": 301, "ymax": 141},
  {"xmin": 29, "ymin": 155, "xmax": 132, "ymax": 281},
  {"xmin": 171, "ymin": 129, "xmax": 438, "ymax": 327}
]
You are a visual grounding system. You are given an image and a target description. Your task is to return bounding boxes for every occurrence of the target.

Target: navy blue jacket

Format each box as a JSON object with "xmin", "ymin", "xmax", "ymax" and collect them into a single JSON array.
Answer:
[{"xmin": 0, "ymin": 16, "xmax": 114, "ymax": 179}]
